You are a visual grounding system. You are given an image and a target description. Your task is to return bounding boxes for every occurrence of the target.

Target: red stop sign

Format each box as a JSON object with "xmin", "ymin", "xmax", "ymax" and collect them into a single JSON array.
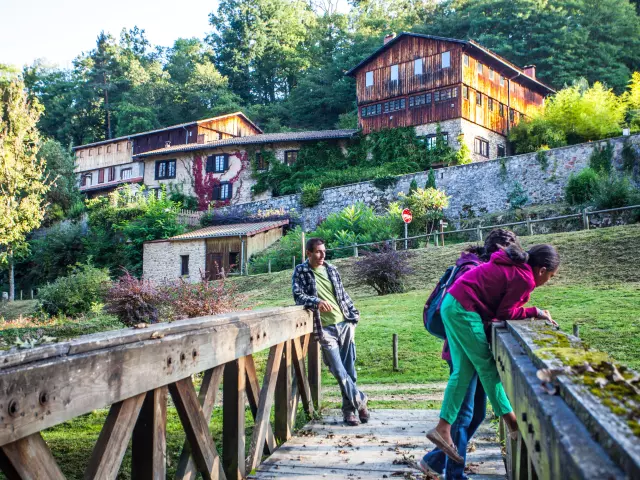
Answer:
[{"xmin": 402, "ymin": 208, "xmax": 412, "ymax": 224}]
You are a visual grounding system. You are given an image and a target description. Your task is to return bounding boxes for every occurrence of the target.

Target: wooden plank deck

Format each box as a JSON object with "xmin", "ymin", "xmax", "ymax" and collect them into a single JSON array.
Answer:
[{"xmin": 253, "ymin": 409, "xmax": 506, "ymax": 479}]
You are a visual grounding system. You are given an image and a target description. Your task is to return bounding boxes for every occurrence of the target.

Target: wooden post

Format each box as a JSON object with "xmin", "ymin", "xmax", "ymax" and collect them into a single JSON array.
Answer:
[
  {"xmin": 527, "ymin": 216, "xmax": 533, "ymax": 236},
  {"xmin": 30, "ymin": 289, "xmax": 34, "ymax": 300},
  {"xmin": 301, "ymin": 232, "xmax": 306, "ymax": 265},
  {"xmin": 353, "ymin": 244, "xmax": 358, "ymax": 258},
  {"xmin": 439, "ymin": 220, "xmax": 445, "ymax": 247},
  {"xmin": 573, "ymin": 323, "xmax": 580, "ymax": 338},
  {"xmin": 434, "ymin": 232, "xmax": 439, "ymax": 247},
  {"xmin": 391, "ymin": 239, "xmax": 396, "ymax": 250},
  {"xmin": 477, "ymin": 227, "xmax": 483, "ymax": 242},
  {"xmin": 583, "ymin": 209, "xmax": 589, "ymax": 230},
  {"xmin": 268, "ymin": 259, "xmax": 271, "ymax": 274},
  {"xmin": 223, "ymin": 358, "xmax": 246, "ymax": 480},
  {"xmin": 275, "ymin": 340, "xmax": 292, "ymax": 443},
  {"xmin": 307, "ymin": 336, "xmax": 322, "ymax": 412},
  {"xmin": 132, "ymin": 387, "xmax": 167, "ymax": 480},
  {"xmin": 392, "ymin": 334, "xmax": 399, "ymax": 372},
  {"xmin": 245, "ymin": 263, "xmax": 249, "ymax": 276}
]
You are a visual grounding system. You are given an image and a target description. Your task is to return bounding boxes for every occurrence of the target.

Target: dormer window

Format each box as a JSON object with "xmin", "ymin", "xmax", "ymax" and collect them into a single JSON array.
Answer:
[
  {"xmin": 414, "ymin": 58, "xmax": 423, "ymax": 75},
  {"xmin": 441, "ymin": 51, "xmax": 450, "ymax": 69},
  {"xmin": 477, "ymin": 62, "xmax": 483, "ymax": 74},
  {"xmin": 365, "ymin": 71, "xmax": 374, "ymax": 87},
  {"xmin": 390, "ymin": 65, "xmax": 398, "ymax": 82}
]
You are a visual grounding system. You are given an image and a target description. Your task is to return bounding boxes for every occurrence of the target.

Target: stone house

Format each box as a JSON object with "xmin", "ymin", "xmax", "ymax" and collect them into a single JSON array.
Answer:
[
  {"xmin": 143, "ymin": 220, "xmax": 288, "ymax": 283},
  {"xmin": 132, "ymin": 129, "xmax": 357, "ymax": 209}
]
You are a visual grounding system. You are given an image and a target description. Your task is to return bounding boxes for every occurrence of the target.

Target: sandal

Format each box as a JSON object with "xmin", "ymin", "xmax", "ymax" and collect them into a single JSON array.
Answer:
[{"xmin": 426, "ymin": 428, "xmax": 464, "ymax": 464}]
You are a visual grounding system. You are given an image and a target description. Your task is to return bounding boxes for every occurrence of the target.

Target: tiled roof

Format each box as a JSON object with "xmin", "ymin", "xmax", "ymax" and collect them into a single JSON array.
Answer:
[
  {"xmin": 345, "ymin": 32, "xmax": 555, "ymax": 94},
  {"xmin": 166, "ymin": 220, "xmax": 289, "ymax": 241},
  {"xmin": 133, "ymin": 129, "xmax": 359, "ymax": 159},
  {"xmin": 73, "ymin": 112, "xmax": 263, "ymax": 150}
]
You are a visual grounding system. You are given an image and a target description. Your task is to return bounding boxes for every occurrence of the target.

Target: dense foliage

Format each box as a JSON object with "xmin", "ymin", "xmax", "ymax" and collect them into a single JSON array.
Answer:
[
  {"xmin": 565, "ymin": 168, "xmax": 600, "ymax": 205},
  {"xmin": 388, "ymin": 187, "xmax": 450, "ymax": 235},
  {"xmin": 353, "ymin": 247, "xmax": 414, "ymax": 295}
]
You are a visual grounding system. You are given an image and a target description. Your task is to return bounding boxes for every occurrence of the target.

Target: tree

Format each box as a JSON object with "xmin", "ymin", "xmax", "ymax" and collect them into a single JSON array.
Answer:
[
  {"xmin": 37, "ymin": 140, "xmax": 82, "ymax": 221},
  {"xmin": 389, "ymin": 187, "xmax": 450, "ymax": 236},
  {"xmin": 0, "ymin": 69, "xmax": 50, "ymax": 300}
]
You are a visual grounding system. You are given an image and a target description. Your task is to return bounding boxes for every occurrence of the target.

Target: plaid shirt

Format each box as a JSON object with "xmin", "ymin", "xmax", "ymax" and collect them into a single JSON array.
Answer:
[{"xmin": 292, "ymin": 259, "xmax": 359, "ymax": 338}]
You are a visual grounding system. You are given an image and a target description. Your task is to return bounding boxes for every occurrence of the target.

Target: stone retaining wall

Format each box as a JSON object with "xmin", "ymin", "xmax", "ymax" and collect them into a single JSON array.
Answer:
[{"xmin": 213, "ymin": 135, "xmax": 640, "ymax": 231}]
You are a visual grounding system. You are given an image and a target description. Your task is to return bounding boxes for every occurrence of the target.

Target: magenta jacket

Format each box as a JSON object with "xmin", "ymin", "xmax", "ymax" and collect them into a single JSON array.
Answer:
[{"xmin": 448, "ymin": 249, "xmax": 539, "ymax": 323}]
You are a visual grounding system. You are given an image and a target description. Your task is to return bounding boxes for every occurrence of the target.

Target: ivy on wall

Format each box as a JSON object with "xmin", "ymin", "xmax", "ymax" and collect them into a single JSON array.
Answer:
[{"xmin": 192, "ymin": 150, "xmax": 250, "ymax": 210}]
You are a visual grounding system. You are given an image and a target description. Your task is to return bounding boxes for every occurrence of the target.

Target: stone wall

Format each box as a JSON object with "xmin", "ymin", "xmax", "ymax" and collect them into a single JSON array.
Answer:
[
  {"xmin": 143, "ymin": 239, "xmax": 206, "ymax": 284},
  {"xmin": 212, "ymin": 134, "xmax": 640, "ymax": 231}
]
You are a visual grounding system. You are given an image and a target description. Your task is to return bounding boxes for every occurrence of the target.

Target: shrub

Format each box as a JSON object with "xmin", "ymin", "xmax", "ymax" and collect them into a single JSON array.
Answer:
[
  {"xmin": 372, "ymin": 174, "xmax": 399, "ymax": 190},
  {"xmin": 589, "ymin": 141, "xmax": 614, "ymax": 173},
  {"xmin": 353, "ymin": 246, "xmax": 413, "ymax": 295},
  {"xmin": 39, "ymin": 264, "xmax": 111, "ymax": 317},
  {"xmin": 622, "ymin": 141, "xmax": 638, "ymax": 173},
  {"xmin": 507, "ymin": 182, "xmax": 529, "ymax": 210},
  {"xmin": 66, "ymin": 200, "xmax": 86, "ymax": 220},
  {"xmin": 536, "ymin": 147, "xmax": 550, "ymax": 171},
  {"xmin": 593, "ymin": 173, "xmax": 640, "ymax": 209},
  {"xmin": 453, "ymin": 134, "xmax": 472, "ymax": 165},
  {"xmin": 425, "ymin": 168, "xmax": 436, "ymax": 189},
  {"xmin": 565, "ymin": 168, "xmax": 600, "ymax": 205},
  {"xmin": 408, "ymin": 179, "xmax": 418, "ymax": 194},
  {"xmin": 389, "ymin": 187, "xmax": 449, "ymax": 235},
  {"xmin": 301, "ymin": 182, "xmax": 322, "ymax": 208},
  {"xmin": 104, "ymin": 271, "xmax": 160, "ymax": 325}
]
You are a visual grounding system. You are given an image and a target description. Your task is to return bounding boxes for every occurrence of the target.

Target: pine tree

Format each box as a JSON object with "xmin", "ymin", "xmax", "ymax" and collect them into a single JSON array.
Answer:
[
  {"xmin": 0, "ymin": 69, "xmax": 50, "ymax": 300},
  {"xmin": 425, "ymin": 168, "xmax": 436, "ymax": 189}
]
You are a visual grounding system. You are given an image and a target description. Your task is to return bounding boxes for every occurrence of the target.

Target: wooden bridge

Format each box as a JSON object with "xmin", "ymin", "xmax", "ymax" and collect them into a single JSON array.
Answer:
[{"xmin": 0, "ymin": 307, "xmax": 637, "ymax": 479}]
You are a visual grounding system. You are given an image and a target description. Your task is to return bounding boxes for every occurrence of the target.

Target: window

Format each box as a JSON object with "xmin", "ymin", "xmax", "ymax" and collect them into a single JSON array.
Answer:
[
  {"xmin": 180, "ymin": 255, "xmax": 189, "ymax": 276},
  {"xmin": 127, "ymin": 141, "xmax": 132, "ymax": 151},
  {"xmin": 108, "ymin": 166, "xmax": 115, "ymax": 182},
  {"xmin": 414, "ymin": 58, "xmax": 423, "ymax": 75},
  {"xmin": 462, "ymin": 86, "xmax": 469, "ymax": 100},
  {"xmin": 497, "ymin": 145, "xmax": 506, "ymax": 158},
  {"xmin": 365, "ymin": 71, "xmax": 374, "ymax": 87},
  {"xmin": 463, "ymin": 54, "xmax": 469, "ymax": 67},
  {"xmin": 98, "ymin": 169, "xmax": 105, "ymax": 184},
  {"xmin": 206, "ymin": 154, "xmax": 228, "ymax": 173},
  {"xmin": 435, "ymin": 88, "xmax": 456, "ymax": 102},
  {"xmin": 97, "ymin": 147, "xmax": 102, "ymax": 154},
  {"xmin": 477, "ymin": 62, "xmax": 483, "ymax": 74},
  {"xmin": 499, "ymin": 103, "xmax": 505, "ymax": 117},
  {"xmin": 213, "ymin": 182, "xmax": 232, "ymax": 201},
  {"xmin": 229, "ymin": 252, "xmax": 239, "ymax": 271},
  {"xmin": 488, "ymin": 98, "xmax": 494, "ymax": 111},
  {"xmin": 390, "ymin": 64, "xmax": 398, "ymax": 82},
  {"xmin": 255, "ymin": 152, "xmax": 268, "ymax": 171},
  {"xmin": 79, "ymin": 151, "xmax": 84, "ymax": 158},
  {"xmin": 285, "ymin": 150, "xmax": 298, "ymax": 166},
  {"xmin": 474, "ymin": 137, "xmax": 489, "ymax": 157},
  {"xmin": 476, "ymin": 92, "xmax": 482, "ymax": 106},
  {"xmin": 424, "ymin": 133, "xmax": 449, "ymax": 150},
  {"xmin": 362, "ymin": 104, "xmax": 383, "ymax": 118},
  {"xmin": 509, "ymin": 108, "xmax": 515, "ymax": 122},
  {"xmin": 120, "ymin": 168, "xmax": 132, "ymax": 180},
  {"xmin": 81, "ymin": 174, "xmax": 92, "ymax": 187},
  {"xmin": 409, "ymin": 93, "xmax": 431, "ymax": 108},
  {"xmin": 441, "ymin": 51, "xmax": 450, "ymax": 69},
  {"xmin": 117, "ymin": 143, "xmax": 122, "ymax": 152},
  {"xmin": 500, "ymin": 75, "xmax": 505, "ymax": 86},
  {"xmin": 107, "ymin": 145, "xmax": 111, "ymax": 153},
  {"xmin": 155, "ymin": 159, "xmax": 176, "ymax": 179},
  {"xmin": 89, "ymin": 149, "xmax": 93, "ymax": 157},
  {"xmin": 489, "ymin": 69, "xmax": 494, "ymax": 81}
]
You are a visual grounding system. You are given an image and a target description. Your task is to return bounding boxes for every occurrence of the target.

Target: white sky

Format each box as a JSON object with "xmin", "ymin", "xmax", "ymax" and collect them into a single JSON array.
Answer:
[{"xmin": 0, "ymin": 0, "xmax": 216, "ymax": 69}]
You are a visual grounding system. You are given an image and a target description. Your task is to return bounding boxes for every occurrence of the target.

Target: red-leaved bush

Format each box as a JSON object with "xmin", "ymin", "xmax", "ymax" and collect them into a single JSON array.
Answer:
[
  {"xmin": 105, "ymin": 271, "xmax": 244, "ymax": 326},
  {"xmin": 352, "ymin": 246, "xmax": 414, "ymax": 295}
]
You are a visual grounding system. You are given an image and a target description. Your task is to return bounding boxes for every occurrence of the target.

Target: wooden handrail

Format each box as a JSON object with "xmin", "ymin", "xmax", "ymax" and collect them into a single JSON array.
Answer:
[{"xmin": 0, "ymin": 306, "xmax": 318, "ymax": 480}]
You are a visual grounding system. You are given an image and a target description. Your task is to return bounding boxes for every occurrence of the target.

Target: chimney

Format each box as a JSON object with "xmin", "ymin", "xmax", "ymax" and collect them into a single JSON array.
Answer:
[
  {"xmin": 383, "ymin": 33, "xmax": 396, "ymax": 45},
  {"xmin": 165, "ymin": 141, "xmax": 171, "ymax": 148},
  {"xmin": 524, "ymin": 65, "xmax": 536, "ymax": 79}
]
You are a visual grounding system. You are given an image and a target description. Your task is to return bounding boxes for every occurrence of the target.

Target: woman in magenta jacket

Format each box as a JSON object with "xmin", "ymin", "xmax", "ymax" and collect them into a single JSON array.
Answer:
[{"xmin": 426, "ymin": 244, "xmax": 560, "ymax": 464}]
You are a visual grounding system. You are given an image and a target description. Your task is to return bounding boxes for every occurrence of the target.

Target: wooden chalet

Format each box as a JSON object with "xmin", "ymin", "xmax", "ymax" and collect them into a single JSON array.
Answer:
[{"xmin": 346, "ymin": 33, "xmax": 555, "ymax": 160}]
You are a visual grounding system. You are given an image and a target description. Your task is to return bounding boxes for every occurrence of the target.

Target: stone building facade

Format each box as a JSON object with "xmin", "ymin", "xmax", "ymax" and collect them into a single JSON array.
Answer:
[{"xmin": 143, "ymin": 239, "xmax": 206, "ymax": 284}]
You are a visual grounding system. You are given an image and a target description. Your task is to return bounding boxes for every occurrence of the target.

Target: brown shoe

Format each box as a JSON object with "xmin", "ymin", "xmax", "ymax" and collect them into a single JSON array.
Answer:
[
  {"xmin": 344, "ymin": 413, "xmax": 360, "ymax": 426},
  {"xmin": 358, "ymin": 405, "xmax": 370, "ymax": 423}
]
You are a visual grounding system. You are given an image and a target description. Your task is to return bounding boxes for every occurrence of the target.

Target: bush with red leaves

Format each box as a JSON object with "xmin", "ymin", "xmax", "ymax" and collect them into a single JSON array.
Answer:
[
  {"xmin": 104, "ymin": 271, "xmax": 160, "ymax": 326},
  {"xmin": 352, "ymin": 246, "xmax": 414, "ymax": 295}
]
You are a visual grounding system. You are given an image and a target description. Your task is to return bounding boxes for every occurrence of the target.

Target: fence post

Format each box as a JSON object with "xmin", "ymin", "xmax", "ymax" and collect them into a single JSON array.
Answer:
[
  {"xmin": 268, "ymin": 259, "xmax": 271, "ymax": 274},
  {"xmin": 582, "ymin": 209, "xmax": 589, "ymax": 230},
  {"xmin": 476, "ymin": 227, "xmax": 483, "ymax": 242},
  {"xmin": 434, "ymin": 232, "xmax": 439, "ymax": 247},
  {"xmin": 30, "ymin": 289, "xmax": 34, "ymax": 300},
  {"xmin": 392, "ymin": 334, "xmax": 399, "ymax": 372},
  {"xmin": 301, "ymin": 232, "xmax": 306, "ymax": 265},
  {"xmin": 527, "ymin": 216, "xmax": 533, "ymax": 236},
  {"xmin": 439, "ymin": 220, "xmax": 445, "ymax": 247},
  {"xmin": 353, "ymin": 244, "xmax": 359, "ymax": 258},
  {"xmin": 245, "ymin": 263, "xmax": 250, "ymax": 276},
  {"xmin": 392, "ymin": 239, "xmax": 396, "ymax": 251}
]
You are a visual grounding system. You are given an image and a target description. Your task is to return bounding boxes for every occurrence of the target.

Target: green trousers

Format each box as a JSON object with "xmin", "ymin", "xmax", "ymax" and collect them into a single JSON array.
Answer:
[{"xmin": 439, "ymin": 294, "xmax": 512, "ymax": 424}]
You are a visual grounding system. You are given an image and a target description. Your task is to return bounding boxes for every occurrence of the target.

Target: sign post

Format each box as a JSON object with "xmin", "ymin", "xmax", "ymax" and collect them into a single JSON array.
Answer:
[{"xmin": 401, "ymin": 208, "xmax": 412, "ymax": 250}]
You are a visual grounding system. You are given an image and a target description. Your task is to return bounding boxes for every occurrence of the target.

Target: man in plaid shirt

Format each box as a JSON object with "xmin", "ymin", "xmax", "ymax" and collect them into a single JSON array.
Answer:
[{"xmin": 292, "ymin": 237, "xmax": 369, "ymax": 426}]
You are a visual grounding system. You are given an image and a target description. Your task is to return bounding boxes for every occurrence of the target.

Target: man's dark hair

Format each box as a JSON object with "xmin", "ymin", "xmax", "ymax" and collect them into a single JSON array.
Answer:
[{"xmin": 306, "ymin": 237, "xmax": 325, "ymax": 252}]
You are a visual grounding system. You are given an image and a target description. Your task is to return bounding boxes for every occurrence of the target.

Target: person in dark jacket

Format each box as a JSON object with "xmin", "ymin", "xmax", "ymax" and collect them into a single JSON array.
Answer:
[
  {"xmin": 292, "ymin": 237, "xmax": 368, "ymax": 426},
  {"xmin": 420, "ymin": 229, "xmax": 520, "ymax": 480}
]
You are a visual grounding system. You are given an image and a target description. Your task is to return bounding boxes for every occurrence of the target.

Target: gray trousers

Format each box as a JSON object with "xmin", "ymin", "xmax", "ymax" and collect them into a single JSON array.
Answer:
[{"xmin": 319, "ymin": 321, "xmax": 367, "ymax": 416}]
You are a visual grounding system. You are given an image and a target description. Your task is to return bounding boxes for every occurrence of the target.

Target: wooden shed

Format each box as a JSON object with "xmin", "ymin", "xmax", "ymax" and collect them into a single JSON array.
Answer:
[{"xmin": 143, "ymin": 220, "xmax": 288, "ymax": 283}]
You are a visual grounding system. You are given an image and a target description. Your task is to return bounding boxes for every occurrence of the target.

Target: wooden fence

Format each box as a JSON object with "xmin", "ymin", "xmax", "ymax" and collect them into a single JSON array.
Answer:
[
  {"xmin": 0, "ymin": 307, "xmax": 320, "ymax": 480},
  {"xmin": 492, "ymin": 321, "xmax": 639, "ymax": 480}
]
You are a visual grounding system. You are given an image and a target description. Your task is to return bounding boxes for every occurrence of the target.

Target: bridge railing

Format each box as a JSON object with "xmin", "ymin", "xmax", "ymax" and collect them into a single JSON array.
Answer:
[
  {"xmin": 492, "ymin": 321, "xmax": 639, "ymax": 480},
  {"xmin": 0, "ymin": 306, "xmax": 320, "ymax": 480}
]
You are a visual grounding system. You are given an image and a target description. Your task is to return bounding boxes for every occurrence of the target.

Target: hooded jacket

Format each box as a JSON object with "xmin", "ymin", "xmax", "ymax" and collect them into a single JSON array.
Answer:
[{"xmin": 448, "ymin": 249, "xmax": 538, "ymax": 322}]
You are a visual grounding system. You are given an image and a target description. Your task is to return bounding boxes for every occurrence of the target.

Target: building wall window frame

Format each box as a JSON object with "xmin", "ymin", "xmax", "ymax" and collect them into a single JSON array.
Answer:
[
  {"xmin": 255, "ymin": 152, "xmax": 268, "ymax": 171},
  {"xmin": 390, "ymin": 64, "xmax": 399, "ymax": 82},
  {"xmin": 180, "ymin": 255, "xmax": 189, "ymax": 276},
  {"xmin": 414, "ymin": 58, "xmax": 423, "ymax": 76},
  {"xmin": 284, "ymin": 150, "xmax": 298, "ymax": 166},
  {"xmin": 499, "ymin": 103, "xmax": 505, "ymax": 117},
  {"xmin": 97, "ymin": 147, "xmax": 102, "ymax": 155},
  {"xmin": 474, "ymin": 137, "xmax": 489, "ymax": 157},
  {"xmin": 361, "ymin": 103, "xmax": 382, "ymax": 117},
  {"xmin": 477, "ymin": 62, "xmax": 483, "ymax": 74},
  {"xmin": 488, "ymin": 98, "xmax": 494, "ymax": 111},
  {"xmin": 155, "ymin": 159, "xmax": 177, "ymax": 179},
  {"xmin": 120, "ymin": 168, "xmax": 133, "ymax": 180},
  {"xmin": 462, "ymin": 85, "xmax": 469, "ymax": 100},
  {"xmin": 365, "ymin": 71, "xmax": 374, "ymax": 87},
  {"xmin": 213, "ymin": 181, "xmax": 232, "ymax": 201},
  {"xmin": 409, "ymin": 93, "xmax": 431, "ymax": 108},
  {"xmin": 463, "ymin": 54, "xmax": 469, "ymax": 67},
  {"xmin": 476, "ymin": 92, "xmax": 483, "ymax": 106},
  {"xmin": 441, "ymin": 51, "xmax": 451, "ymax": 69},
  {"xmin": 98, "ymin": 169, "xmax": 105, "ymax": 184},
  {"xmin": 206, "ymin": 154, "xmax": 229, "ymax": 173},
  {"xmin": 497, "ymin": 144, "xmax": 506, "ymax": 158},
  {"xmin": 383, "ymin": 98, "xmax": 406, "ymax": 113},
  {"xmin": 81, "ymin": 174, "xmax": 92, "ymax": 187},
  {"xmin": 489, "ymin": 69, "xmax": 494, "ymax": 81},
  {"xmin": 435, "ymin": 87, "xmax": 457, "ymax": 103},
  {"xmin": 423, "ymin": 133, "xmax": 449, "ymax": 150},
  {"xmin": 500, "ymin": 75, "xmax": 505, "ymax": 86},
  {"xmin": 108, "ymin": 166, "xmax": 115, "ymax": 182},
  {"xmin": 107, "ymin": 145, "xmax": 111, "ymax": 153}
]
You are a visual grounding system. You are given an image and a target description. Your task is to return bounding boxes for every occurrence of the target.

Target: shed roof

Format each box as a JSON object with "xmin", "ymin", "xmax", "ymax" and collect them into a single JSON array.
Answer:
[
  {"xmin": 132, "ymin": 129, "xmax": 358, "ymax": 159},
  {"xmin": 165, "ymin": 220, "xmax": 289, "ymax": 241},
  {"xmin": 345, "ymin": 32, "xmax": 555, "ymax": 95}
]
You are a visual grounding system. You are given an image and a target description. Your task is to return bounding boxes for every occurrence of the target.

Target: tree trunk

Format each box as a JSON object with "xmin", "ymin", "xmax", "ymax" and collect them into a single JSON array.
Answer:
[{"xmin": 8, "ymin": 253, "xmax": 14, "ymax": 302}]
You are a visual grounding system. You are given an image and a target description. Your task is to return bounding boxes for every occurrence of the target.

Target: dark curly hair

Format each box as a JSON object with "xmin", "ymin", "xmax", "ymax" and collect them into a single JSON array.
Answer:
[
  {"xmin": 466, "ymin": 229, "xmax": 520, "ymax": 261},
  {"xmin": 505, "ymin": 243, "xmax": 560, "ymax": 271}
]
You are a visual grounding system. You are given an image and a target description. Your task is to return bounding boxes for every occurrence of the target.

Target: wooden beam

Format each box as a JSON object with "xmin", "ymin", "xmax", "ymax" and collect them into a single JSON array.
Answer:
[
  {"xmin": 307, "ymin": 336, "xmax": 322, "ymax": 412},
  {"xmin": 175, "ymin": 366, "xmax": 224, "ymax": 480},
  {"xmin": 169, "ymin": 378, "xmax": 226, "ymax": 480},
  {"xmin": 275, "ymin": 340, "xmax": 292, "ymax": 443},
  {"xmin": 1, "ymin": 433, "xmax": 65, "ymax": 480},
  {"xmin": 222, "ymin": 358, "xmax": 246, "ymax": 480},
  {"xmin": 246, "ymin": 343, "xmax": 284, "ymax": 473},
  {"xmin": 84, "ymin": 393, "xmax": 146, "ymax": 480},
  {"xmin": 292, "ymin": 336, "xmax": 314, "ymax": 416},
  {"xmin": 131, "ymin": 387, "xmax": 167, "ymax": 480},
  {"xmin": 0, "ymin": 307, "xmax": 312, "ymax": 447},
  {"xmin": 244, "ymin": 356, "xmax": 276, "ymax": 454}
]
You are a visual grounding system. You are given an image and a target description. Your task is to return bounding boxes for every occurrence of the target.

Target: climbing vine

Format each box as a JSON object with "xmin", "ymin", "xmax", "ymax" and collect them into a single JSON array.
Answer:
[{"xmin": 192, "ymin": 150, "xmax": 250, "ymax": 210}]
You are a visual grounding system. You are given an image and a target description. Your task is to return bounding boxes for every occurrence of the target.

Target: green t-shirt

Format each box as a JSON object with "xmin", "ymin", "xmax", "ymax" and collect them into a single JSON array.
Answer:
[{"xmin": 312, "ymin": 265, "xmax": 345, "ymax": 327}]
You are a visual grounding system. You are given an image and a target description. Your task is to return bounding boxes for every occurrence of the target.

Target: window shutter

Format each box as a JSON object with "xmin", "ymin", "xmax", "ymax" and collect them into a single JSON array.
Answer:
[
  {"xmin": 224, "ymin": 154, "xmax": 229, "ymax": 171},
  {"xmin": 206, "ymin": 156, "xmax": 214, "ymax": 173},
  {"xmin": 212, "ymin": 184, "xmax": 221, "ymax": 200},
  {"xmin": 227, "ymin": 182, "xmax": 233, "ymax": 199}
]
